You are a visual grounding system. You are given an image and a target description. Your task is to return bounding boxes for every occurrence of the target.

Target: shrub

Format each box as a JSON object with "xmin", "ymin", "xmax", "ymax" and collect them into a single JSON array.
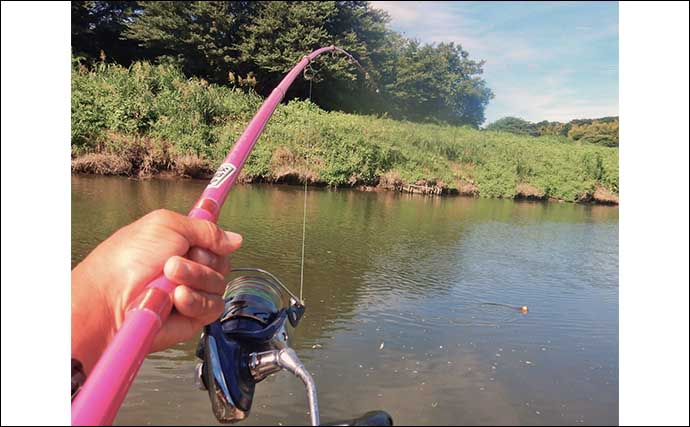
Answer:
[{"xmin": 72, "ymin": 60, "xmax": 619, "ymax": 202}]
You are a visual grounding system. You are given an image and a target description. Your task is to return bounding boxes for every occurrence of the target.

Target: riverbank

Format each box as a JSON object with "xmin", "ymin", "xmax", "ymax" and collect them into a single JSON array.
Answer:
[
  {"xmin": 71, "ymin": 167, "xmax": 618, "ymax": 205},
  {"xmin": 72, "ymin": 61, "xmax": 619, "ymax": 204}
]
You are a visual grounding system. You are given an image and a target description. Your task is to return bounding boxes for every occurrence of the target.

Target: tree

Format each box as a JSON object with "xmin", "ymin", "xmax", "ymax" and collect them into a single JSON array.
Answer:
[
  {"xmin": 487, "ymin": 116, "xmax": 619, "ymax": 147},
  {"xmin": 233, "ymin": 1, "xmax": 389, "ymax": 101},
  {"xmin": 372, "ymin": 40, "xmax": 493, "ymax": 126},
  {"xmin": 485, "ymin": 117, "xmax": 539, "ymax": 136},
  {"xmin": 301, "ymin": 1, "xmax": 392, "ymax": 114},
  {"xmin": 71, "ymin": 1, "xmax": 142, "ymax": 64},
  {"xmin": 568, "ymin": 120, "xmax": 618, "ymax": 147},
  {"xmin": 73, "ymin": 1, "xmax": 495, "ymax": 126},
  {"xmin": 123, "ymin": 1, "xmax": 256, "ymax": 82}
]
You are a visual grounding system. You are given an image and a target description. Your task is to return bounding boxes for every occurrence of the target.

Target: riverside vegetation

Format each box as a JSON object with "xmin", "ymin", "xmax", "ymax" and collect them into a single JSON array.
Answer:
[{"xmin": 72, "ymin": 60, "xmax": 619, "ymax": 204}]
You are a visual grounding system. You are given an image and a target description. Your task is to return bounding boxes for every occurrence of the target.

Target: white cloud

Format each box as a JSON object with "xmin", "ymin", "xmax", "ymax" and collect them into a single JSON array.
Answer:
[
  {"xmin": 369, "ymin": 1, "xmax": 618, "ymax": 123},
  {"xmin": 371, "ymin": 2, "xmax": 546, "ymax": 70},
  {"xmin": 488, "ymin": 85, "xmax": 618, "ymax": 122},
  {"xmin": 371, "ymin": 1, "xmax": 469, "ymax": 27},
  {"xmin": 487, "ymin": 70, "xmax": 618, "ymax": 123},
  {"xmin": 370, "ymin": 1, "xmax": 433, "ymax": 23}
]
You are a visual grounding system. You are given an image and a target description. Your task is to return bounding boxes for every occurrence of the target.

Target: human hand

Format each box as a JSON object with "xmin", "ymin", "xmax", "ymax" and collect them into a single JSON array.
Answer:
[{"xmin": 71, "ymin": 209, "xmax": 242, "ymax": 373}]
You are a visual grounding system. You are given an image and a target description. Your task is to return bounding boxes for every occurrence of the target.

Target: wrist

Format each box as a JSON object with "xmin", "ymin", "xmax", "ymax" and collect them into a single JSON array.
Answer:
[{"xmin": 71, "ymin": 260, "xmax": 117, "ymax": 374}]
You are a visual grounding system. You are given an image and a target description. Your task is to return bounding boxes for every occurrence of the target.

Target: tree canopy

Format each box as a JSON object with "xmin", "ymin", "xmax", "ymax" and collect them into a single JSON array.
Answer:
[
  {"xmin": 486, "ymin": 116, "xmax": 619, "ymax": 147},
  {"xmin": 71, "ymin": 1, "xmax": 494, "ymax": 126},
  {"xmin": 484, "ymin": 117, "xmax": 541, "ymax": 137}
]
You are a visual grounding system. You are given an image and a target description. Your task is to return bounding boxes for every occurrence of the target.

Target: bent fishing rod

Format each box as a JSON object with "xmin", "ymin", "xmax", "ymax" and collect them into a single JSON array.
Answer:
[{"xmin": 71, "ymin": 46, "xmax": 383, "ymax": 426}]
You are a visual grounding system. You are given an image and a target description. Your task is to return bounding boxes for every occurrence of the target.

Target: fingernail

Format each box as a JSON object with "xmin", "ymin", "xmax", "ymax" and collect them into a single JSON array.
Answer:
[
  {"xmin": 174, "ymin": 257, "xmax": 189, "ymax": 277},
  {"xmin": 185, "ymin": 288, "xmax": 199, "ymax": 308},
  {"xmin": 225, "ymin": 231, "xmax": 243, "ymax": 244},
  {"xmin": 178, "ymin": 259, "xmax": 190, "ymax": 275},
  {"xmin": 164, "ymin": 256, "xmax": 185, "ymax": 279}
]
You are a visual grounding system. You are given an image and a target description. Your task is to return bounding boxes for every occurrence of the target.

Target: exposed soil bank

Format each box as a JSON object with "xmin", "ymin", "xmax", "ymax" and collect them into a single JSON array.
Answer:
[{"xmin": 71, "ymin": 153, "xmax": 618, "ymax": 205}]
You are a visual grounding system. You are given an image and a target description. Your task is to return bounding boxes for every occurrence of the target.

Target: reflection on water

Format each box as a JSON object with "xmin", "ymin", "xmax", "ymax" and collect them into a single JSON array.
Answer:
[{"xmin": 72, "ymin": 176, "xmax": 618, "ymax": 426}]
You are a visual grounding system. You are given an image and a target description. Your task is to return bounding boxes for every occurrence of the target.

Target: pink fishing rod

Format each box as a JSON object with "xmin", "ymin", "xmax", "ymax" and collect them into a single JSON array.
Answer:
[{"xmin": 72, "ymin": 45, "xmax": 362, "ymax": 426}]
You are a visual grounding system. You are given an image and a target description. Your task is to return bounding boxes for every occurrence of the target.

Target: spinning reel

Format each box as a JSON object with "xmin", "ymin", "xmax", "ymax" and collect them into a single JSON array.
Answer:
[{"xmin": 195, "ymin": 268, "xmax": 392, "ymax": 426}]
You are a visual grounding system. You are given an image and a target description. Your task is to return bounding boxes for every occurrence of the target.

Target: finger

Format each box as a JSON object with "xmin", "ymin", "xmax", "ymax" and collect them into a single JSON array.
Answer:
[
  {"xmin": 152, "ymin": 313, "xmax": 206, "ymax": 353},
  {"xmin": 180, "ymin": 217, "xmax": 242, "ymax": 256},
  {"xmin": 146, "ymin": 209, "xmax": 242, "ymax": 256},
  {"xmin": 173, "ymin": 285, "xmax": 225, "ymax": 324},
  {"xmin": 187, "ymin": 247, "xmax": 231, "ymax": 275},
  {"xmin": 164, "ymin": 256, "xmax": 227, "ymax": 295}
]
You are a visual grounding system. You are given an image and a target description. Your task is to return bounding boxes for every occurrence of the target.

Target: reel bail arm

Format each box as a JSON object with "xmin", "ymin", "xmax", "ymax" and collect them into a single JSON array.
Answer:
[{"xmin": 249, "ymin": 348, "xmax": 320, "ymax": 426}]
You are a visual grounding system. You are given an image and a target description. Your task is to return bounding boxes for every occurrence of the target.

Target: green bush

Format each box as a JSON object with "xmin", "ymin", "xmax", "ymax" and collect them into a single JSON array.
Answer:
[
  {"xmin": 486, "ymin": 116, "xmax": 619, "ymax": 147},
  {"xmin": 485, "ymin": 117, "xmax": 540, "ymax": 136},
  {"xmin": 72, "ymin": 60, "xmax": 619, "ymax": 202}
]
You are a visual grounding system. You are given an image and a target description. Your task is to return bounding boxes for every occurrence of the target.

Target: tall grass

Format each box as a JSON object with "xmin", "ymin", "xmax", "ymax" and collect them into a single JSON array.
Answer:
[{"xmin": 72, "ymin": 60, "xmax": 618, "ymax": 202}]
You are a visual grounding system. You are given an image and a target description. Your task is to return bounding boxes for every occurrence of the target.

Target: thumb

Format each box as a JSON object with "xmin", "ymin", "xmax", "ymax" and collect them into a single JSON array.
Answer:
[{"xmin": 177, "ymin": 217, "xmax": 243, "ymax": 256}]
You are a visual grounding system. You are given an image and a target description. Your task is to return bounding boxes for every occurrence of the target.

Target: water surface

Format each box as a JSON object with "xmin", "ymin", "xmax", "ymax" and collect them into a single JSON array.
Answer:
[{"xmin": 72, "ymin": 176, "xmax": 618, "ymax": 426}]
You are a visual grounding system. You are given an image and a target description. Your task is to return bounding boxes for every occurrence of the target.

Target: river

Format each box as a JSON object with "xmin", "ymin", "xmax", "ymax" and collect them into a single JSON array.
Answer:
[{"xmin": 72, "ymin": 176, "xmax": 618, "ymax": 426}]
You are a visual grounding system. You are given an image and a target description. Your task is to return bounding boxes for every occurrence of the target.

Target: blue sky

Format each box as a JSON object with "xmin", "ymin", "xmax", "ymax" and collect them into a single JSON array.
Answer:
[{"xmin": 370, "ymin": 1, "xmax": 619, "ymax": 124}]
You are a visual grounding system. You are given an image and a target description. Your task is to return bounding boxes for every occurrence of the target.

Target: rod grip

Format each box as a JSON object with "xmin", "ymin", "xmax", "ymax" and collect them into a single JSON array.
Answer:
[
  {"xmin": 71, "ymin": 307, "xmax": 164, "ymax": 425},
  {"xmin": 72, "ymin": 275, "xmax": 176, "ymax": 425}
]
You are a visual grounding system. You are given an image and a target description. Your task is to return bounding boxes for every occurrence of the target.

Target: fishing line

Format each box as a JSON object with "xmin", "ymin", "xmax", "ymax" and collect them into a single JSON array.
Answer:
[
  {"xmin": 299, "ymin": 63, "xmax": 316, "ymax": 302},
  {"xmin": 304, "ymin": 59, "xmax": 320, "ymax": 102},
  {"xmin": 446, "ymin": 301, "xmax": 529, "ymax": 328},
  {"xmin": 299, "ymin": 178, "xmax": 307, "ymax": 302},
  {"xmin": 480, "ymin": 301, "xmax": 529, "ymax": 313},
  {"xmin": 297, "ymin": 52, "xmax": 376, "ymax": 302}
]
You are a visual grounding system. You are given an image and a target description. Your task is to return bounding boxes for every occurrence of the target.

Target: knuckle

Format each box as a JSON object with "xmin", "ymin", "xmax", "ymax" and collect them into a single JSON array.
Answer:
[
  {"xmin": 201, "ymin": 295, "xmax": 211, "ymax": 312},
  {"xmin": 203, "ymin": 221, "xmax": 225, "ymax": 247},
  {"xmin": 146, "ymin": 208, "xmax": 173, "ymax": 224},
  {"xmin": 190, "ymin": 294, "xmax": 208, "ymax": 318}
]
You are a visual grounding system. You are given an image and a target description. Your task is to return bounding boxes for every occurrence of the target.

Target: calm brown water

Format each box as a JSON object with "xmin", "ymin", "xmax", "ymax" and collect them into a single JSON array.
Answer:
[{"xmin": 72, "ymin": 176, "xmax": 618, "ymax": 426}]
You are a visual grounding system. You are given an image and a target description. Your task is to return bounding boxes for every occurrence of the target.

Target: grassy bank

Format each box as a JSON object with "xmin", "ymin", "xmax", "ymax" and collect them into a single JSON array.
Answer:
[{"xmin": 72, "ymin": 61, "xmax": 619, "ymax": 203}]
